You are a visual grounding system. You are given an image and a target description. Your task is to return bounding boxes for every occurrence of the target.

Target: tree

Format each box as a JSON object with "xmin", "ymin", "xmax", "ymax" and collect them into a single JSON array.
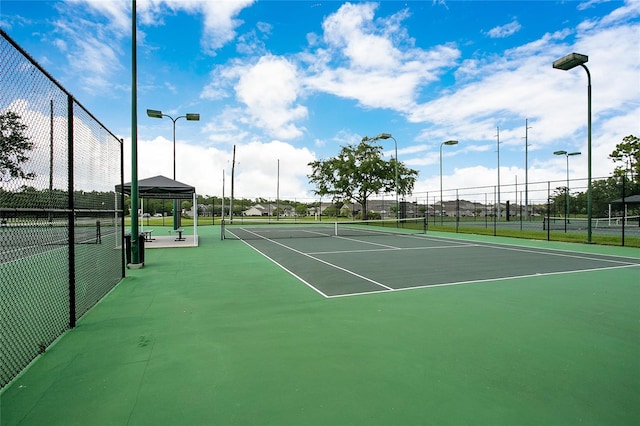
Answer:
[
  {"xmin": 572, "ymin": 177, "xmax": 628, "ymax": 217},
  {"xmin": 0, "ymin": 111, "xmax": 35, "ymax": 181},
  {"xmin": 609, "ymin": 135, "xmax": 639, "ymax": 183},
  {"xmin": 295, "ymin": 204, "xmax": 308, "ymax": 217},
  {"xmin": 308, "ymin": 138, "xmax": 418, "ymax": 220}
]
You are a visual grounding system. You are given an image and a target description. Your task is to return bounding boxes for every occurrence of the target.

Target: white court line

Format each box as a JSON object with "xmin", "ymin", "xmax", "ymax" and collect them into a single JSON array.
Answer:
[
  {"xmin": 238, "ymin": 238, "xmax": 331, "ymax": 298},
  {"xmin": 327, "ymin": 263, "xmax": 640, "ymax": 299},
  {"xmin": 434, "ymin": 238, "xmax": 640, "ymax": 266},
  {"xmin": 308, "ymin": 243, "xmax": 477, "ymax": 256},
  {"xmin": 231, "ymin": 229, "xmax": 394, "ymax": 294},
  {"xmin": 426, "ymin": 233, "xmax": 640, "ymax": 263},
  {"xmin": 229, "ymin": 230, "xmax": 330, "ymax": 298},
  {"xmin": 333, "ymin": 235, "xmax": 403, "ymax": 250},
  {"xmin": 485, "ymin": 244, "xmax": 639, "ymax": 265}
]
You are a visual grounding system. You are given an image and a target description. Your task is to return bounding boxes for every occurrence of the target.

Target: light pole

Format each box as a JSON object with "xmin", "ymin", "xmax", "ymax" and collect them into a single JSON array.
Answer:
[
  {"xmin": 554, "ymin": 150, "xmax": 581, "ymax": 231},
  {"xmin": 553, "ymin": 52, "xmax": 592, "ymax": 243},
  {"xmin": 146, "ymin": 109, "xmax": 199, "ymax": 230},
  {"xmin": 496, "ymin": 126, "xmax": 501, "ymax": 220},
  {"xmin": 440, "ymin": 140, "xmax": 458, "ymax": 225},
  {"xmin": 524, "ymin": 119, "xmax": 532, "ymax": 221},
  {"xmin": 130, "ymin": 0, "xmax": 141, "ymax": 267},
  {"xmin": 371, "ymin": 133, "xmax": 399, "ymax": 219}
]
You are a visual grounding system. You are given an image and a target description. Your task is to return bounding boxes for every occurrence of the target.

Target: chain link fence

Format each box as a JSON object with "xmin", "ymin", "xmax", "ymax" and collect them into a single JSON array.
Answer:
[
  {"xmin": 216, "ymin": 173, "xmax": 639, "ymax": 245},
  {"xmin": 1, "ymin": 29, "xmax": 124, "ymax": 389},
  {"xmin": 413, "ymin": 177, "xmax": 639, "ymax": 244}
]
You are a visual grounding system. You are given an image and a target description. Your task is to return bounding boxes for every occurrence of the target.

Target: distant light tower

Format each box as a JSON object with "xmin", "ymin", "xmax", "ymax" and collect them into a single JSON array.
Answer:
[
  {"xmin": 440, "ymin": 140, "xmax": 459, "ymax": 224},
  {"xmin": 524, "ymin": 119, "xmax": 532, "ymax": 221},
  {"xmin": 146, "ymin": 109, "xmax": 200, "ymax": 229},
  {"xmin": 554, "ymin": 150, "xmax": 581, "ymax": 231},
  {"xmin": 496, "ymin": 126, "xmax": 501, "ymax": 219},
  {"xmin": 553, "ymin": 52, "xmax": 592, "ymax": 243},
  {"xmin": 366, "ymin": 133, "xmax": 399, "ymax": 219}
]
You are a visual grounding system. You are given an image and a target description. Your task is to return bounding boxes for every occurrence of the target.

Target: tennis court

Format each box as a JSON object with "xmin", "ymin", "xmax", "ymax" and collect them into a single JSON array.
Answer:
[
  {"xmin": 3, "ymin": 225, "xmax": 640, "ymax": 426},
  {"xmin": 223, "ymin": 219, "xmax": 640, "ymax": 298},
  {"xmin": 0, "ymin": 219, "xmax": 116, "ymax": 263}
]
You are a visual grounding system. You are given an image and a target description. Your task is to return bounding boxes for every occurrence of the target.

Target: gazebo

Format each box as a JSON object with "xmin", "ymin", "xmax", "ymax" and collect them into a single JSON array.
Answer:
[
  {"xmin": 610, "ymin": 194, "xmax": 640, "ymax": 208},
  {"xmin": 609, "ymin": 194, "xmax": 640, "ymax": 227},
  {"xmin": 116, "ymin": 175, "xmax": 199, "ymax": 247}
]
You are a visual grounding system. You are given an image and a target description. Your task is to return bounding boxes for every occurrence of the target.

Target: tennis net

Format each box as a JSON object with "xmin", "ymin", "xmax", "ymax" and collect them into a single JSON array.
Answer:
[
  {"xmin": 1, "ymin": 218, "xmax": 109, "ymax": 249},
  {"xmin": 543, "ymin": 215, "xmax": 640, "ymax": 231},
  {"xmin": 221, "ymin": 217, "xmax": 427, "ymax": 240}
]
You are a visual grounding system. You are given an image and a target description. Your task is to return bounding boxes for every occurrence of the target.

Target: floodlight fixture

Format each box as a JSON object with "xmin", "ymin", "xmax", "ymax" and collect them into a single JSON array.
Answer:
[
  {"xmin": 146, "ymin": 109, "xmax": 163, "ymax": 118},
  {"xmin": 552, "ymin": 53, "xmax": 588, "ymax": 71}
]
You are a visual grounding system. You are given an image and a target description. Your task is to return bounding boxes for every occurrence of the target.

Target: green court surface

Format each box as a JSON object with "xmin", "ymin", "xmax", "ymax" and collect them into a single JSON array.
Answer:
[{"xmin": 2, "ymin": 227, "xmax": 639, "ymax": 425}]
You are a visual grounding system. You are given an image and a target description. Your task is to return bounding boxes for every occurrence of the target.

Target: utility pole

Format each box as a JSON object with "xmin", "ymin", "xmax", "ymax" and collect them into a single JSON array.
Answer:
[
  {"xmin": 230, "ymin": 145, "xmax": 236, "ymax": 223},
  {"xmin": 524, "ymin": 119, "xmax": 532, "ymax": 221},
  {"xmin": 496, "ymin": 126, "xmax": 501, "ymax": 220}
]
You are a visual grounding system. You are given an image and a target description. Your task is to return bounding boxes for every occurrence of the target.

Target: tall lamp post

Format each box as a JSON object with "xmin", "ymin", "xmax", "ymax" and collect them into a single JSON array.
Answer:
[
  {"xmin": 496, "ymin": 126, "xmax": 501, "ymax": 219},
  {"xmin": 524, "ymin": 119, "xmax": 532, "ymax": 221},
  {"xmin": 554, "ymin": 150, "xmax": 581, "ymax": 231},
  {"xmin": 370, "ymin": 133, "xmax": 398, "ymax": 219},
  {"xmin": 440, "ymin": 140, "xmax": 459, "ymax": 225},
  {"xmin": 130, "ymin": 0, "xmax": 141, "ymax": 267},
  {"xmin": 553, "ymin": 52, "xmax": 592, "ymax": 243},
  {"xmin": 146, "ymin": 109, "xmax": 200, "ymax": 230}
]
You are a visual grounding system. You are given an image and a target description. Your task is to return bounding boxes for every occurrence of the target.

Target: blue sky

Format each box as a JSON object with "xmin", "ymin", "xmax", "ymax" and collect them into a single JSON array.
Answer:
[{"xmin": 2, "ymin": 0, "xmax": 639, "ymax": 205}]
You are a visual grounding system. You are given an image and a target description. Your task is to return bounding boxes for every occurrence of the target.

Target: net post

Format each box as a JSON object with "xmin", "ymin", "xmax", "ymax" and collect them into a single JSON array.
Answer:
[{"xmin": 334, "ymin": 221, "xmax": 338, "ymax": 236}]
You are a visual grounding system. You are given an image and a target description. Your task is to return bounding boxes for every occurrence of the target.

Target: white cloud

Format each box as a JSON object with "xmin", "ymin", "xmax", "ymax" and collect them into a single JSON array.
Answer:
[
  {"xmin": 302, "ymin": 2, "xmax": 460, "ymax": 111},
  {"xmin": 486, "ymin": 19, "xmax": 522, "ymax": 38},
  {"xmin": 199, "ymin": 0, "xmax": 255, "ymax": 54},
  {"xmin": 577, "ymin": 0, "xmax": 611, "ymax": 12},
  {"xmin": 234, "ymin": 55, "xmax": 308, "ymax": 140},
  {"xmin": 53, "ymin": 38, "xmax": 67, "ymax": 51},
  {"xmin": 200, "ymin": 63, "xmax": 242, "ymax": 100},
  {"xmin": 321, "ymin": 2, "xmax": 399, "ymax": 69},
  {"xmin": 50, "ymin": 2, "xmax": 126, "ymax": 94},
  {"xmin": 64, "ymin": 0, "xmax": 130, "ymax": 32}
]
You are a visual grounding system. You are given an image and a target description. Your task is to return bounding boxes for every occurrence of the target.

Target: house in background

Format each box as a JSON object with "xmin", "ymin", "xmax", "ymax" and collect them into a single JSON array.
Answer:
[{"xmin": 242, "ymin": 203, "xmax": 296, "ymax": 217}]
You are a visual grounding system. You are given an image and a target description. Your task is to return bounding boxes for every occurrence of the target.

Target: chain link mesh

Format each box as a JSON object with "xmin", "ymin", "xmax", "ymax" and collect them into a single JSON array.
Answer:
[{"xmin": 1, "ymin": 30, "xmax": 124, "ymax": 389}]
